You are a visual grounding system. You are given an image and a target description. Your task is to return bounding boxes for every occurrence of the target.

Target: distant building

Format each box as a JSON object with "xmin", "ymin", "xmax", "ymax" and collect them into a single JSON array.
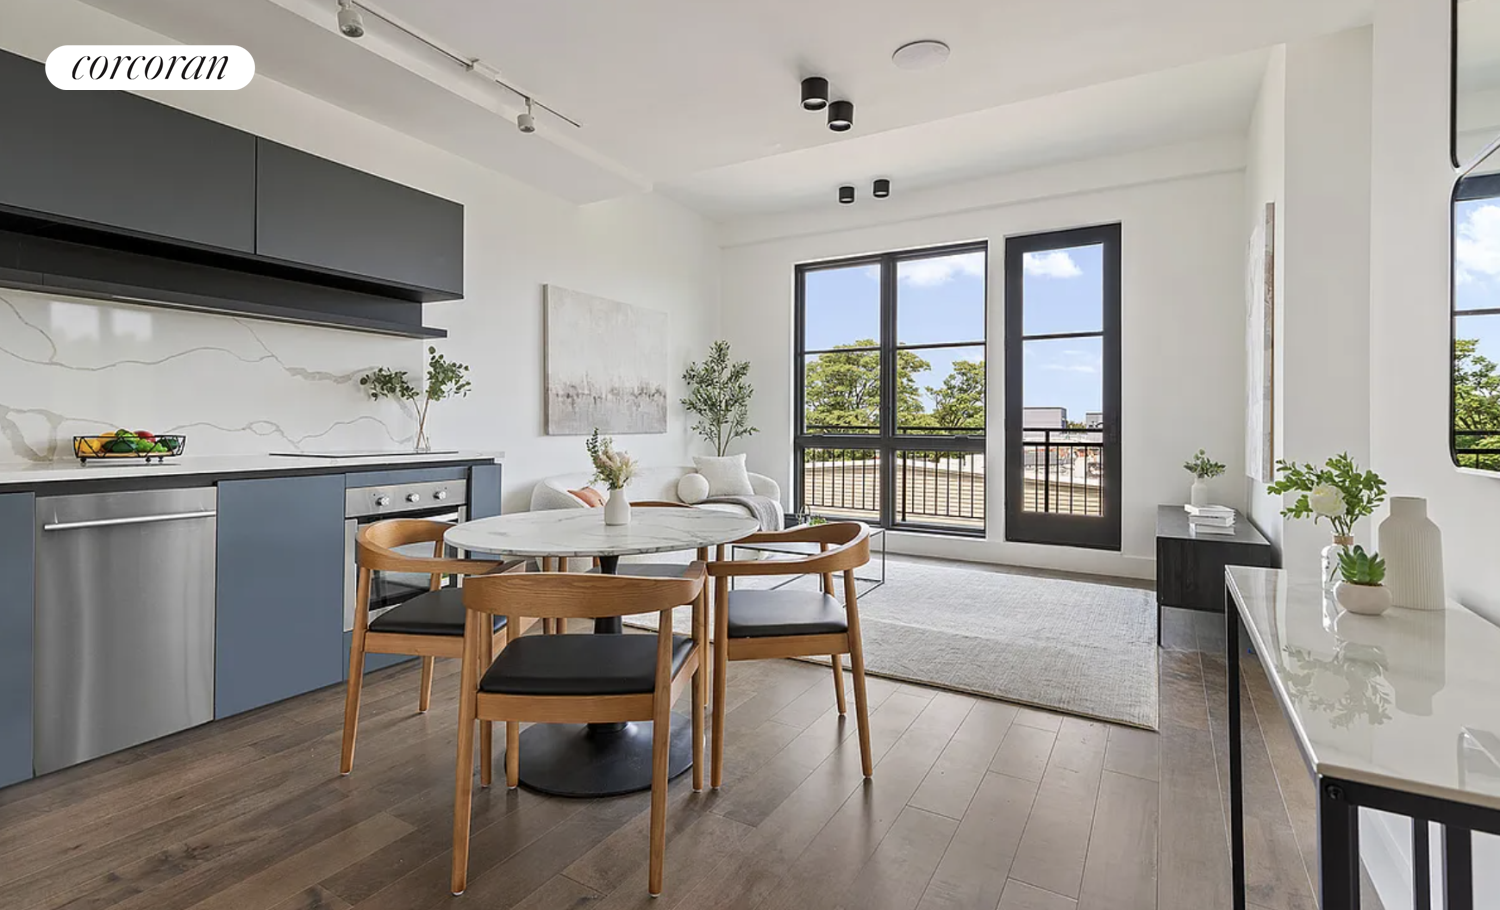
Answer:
[
  {"xmin": 1085, "ymin": 412, "xmax": 1103, "ymax": 428},
  {"xmin": 1022, "ymin": 407, "xmax": 1066, "ymax": 429}
]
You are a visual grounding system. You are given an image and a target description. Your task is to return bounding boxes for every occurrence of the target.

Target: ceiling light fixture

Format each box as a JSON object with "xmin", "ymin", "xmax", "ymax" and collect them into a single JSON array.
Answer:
[
  {"xmin": 801, "ymin": 76, "xmax": 829, "ymax": 111},
  {"xmin": 827, "ymin": 100, "xmax": 854, "ymax": 132},
  {"xmin": 891, "ymin": 39, "xmax": 950, "ymax": 71},
  {"xmin": 838, "ymin": 185, "xmax": 855, "ymax": 204},
  {"xmin": 336, "ymin": 0, "xmax": 365, "ymax": 38},
  {"xmin": 873, "ymin": 178, "xmax": 890, "ymax": 198},
  {"xmin": 517, "ymin": 97, "xmax": 536, "ymax": 133}
]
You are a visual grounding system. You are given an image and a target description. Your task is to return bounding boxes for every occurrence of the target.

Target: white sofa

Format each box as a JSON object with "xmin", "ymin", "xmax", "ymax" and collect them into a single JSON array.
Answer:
[{"xmin": 530, "ymin": 466, "xmax": 782, "ymax": 570}]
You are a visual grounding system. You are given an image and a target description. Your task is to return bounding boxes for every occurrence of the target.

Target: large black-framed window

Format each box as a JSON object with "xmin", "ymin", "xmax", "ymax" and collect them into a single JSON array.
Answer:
[
  {"xmin": 1453, "ymin": 170, "xmax": 1500, "ymax": 471},
  {"xmin": 1004, "ymin": 224, "xmax": 1122, "ymax": 550},
  {"xmin": 794, "ymin": 241, "xmax": 987, "ymax": 536}
]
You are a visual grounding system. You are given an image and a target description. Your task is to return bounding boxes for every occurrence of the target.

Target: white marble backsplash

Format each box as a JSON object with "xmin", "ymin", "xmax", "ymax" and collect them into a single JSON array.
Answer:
[{"xmin": 0, "ymin": 288, "xmax": 423, "ymax": 463}]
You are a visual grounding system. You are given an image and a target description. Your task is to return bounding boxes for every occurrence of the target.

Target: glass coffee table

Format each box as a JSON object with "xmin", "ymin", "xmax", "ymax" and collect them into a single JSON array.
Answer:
[{"xmin": 729, "ymin": 523, "xmax": 886, "ymax": 596}]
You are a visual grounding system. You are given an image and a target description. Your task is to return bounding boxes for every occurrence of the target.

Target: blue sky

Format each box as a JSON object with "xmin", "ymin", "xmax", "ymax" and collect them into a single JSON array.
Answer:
[
  {"xmin": 1455, "ymin": 198, "xmax": 1500, "ymax": 371},
  {"xmin": 803, "ymin": 245, "xmax": 1106, "ymax": 421}
]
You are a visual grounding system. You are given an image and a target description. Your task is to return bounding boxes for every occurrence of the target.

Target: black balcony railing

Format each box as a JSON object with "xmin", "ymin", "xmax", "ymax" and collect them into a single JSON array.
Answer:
[
  {"xmin": 1019, "ymin": 427, "xmax": 1104, "ymax": 516},
  {"xmin": 798, "ymin": 443, "xmax": 985, "ymax": 533}
]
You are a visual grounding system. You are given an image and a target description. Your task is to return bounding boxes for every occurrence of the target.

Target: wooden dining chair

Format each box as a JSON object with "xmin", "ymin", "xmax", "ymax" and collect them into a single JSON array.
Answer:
[
  {"xmin": 705, "ymin": 522, "xmax": 873, "ymax": 786},
  {"xmin": 452, "ymin": 564, "xmax": 708, "ymax": 897},
  {"xmin": 341, "ymin": 518, "xmax": 524, "ymax": 776}
]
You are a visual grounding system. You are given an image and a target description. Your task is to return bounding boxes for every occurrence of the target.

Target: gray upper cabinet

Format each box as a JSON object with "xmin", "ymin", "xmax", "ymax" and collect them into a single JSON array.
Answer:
[
  {"xmin": 0, "ymin": 50, "xmax": 256, "ymax": 253},
  {"xmin": 0, "ymin": 493, "xmax": 34, "ymax": 788},
  {"xmin": 255, "ymin": 139, "xmax": 464, "ymax": 299}
]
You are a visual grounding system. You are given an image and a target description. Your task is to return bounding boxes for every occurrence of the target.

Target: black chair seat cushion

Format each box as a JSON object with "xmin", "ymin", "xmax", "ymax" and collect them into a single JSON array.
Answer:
[
  {"xmin": 585, "ymin": 564, "xmax": 693, "ymax": 578},
  {"xmin": 479, "ymin": 634, "xmax": 695, "ymax": 696},
  {"xmin": 726, "ymin": 589, "xmax": 848, "ymax": 639},
  {"xmin": 367, "ymin": 588, "xmax": 505, "ymax": 636}
]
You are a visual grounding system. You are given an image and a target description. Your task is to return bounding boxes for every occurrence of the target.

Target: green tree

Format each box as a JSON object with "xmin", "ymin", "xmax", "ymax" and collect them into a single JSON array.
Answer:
[
  {"xmin": 928, "ymin": 359, "xmax": 985, "ymax": 431},
  {"xmin": 1455, "ymin": 337, "xmax": 1500, "ymax": 470},
  {"xmin": 804, "ymin": 340, "xmax": 930, "ymax": 431},
  {"xmin": 681, "ymin": 340, "xmax": 758, "ymax": 456}
]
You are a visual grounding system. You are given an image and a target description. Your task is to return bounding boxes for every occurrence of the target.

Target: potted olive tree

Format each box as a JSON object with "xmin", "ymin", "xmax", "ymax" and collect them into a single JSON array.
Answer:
[{"xmin": 682, "ymin": 341, "xmax": 758, "ymax": 456}]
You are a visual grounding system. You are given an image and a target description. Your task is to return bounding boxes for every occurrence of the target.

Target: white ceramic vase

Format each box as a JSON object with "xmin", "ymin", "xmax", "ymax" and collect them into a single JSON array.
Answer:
[
  {"xmin": 604, "ymin": 487, "xmax": 631, "ymax": 526},
  {"xmin": 1377, "ymin": 496, "xmax": 1445, "ymax": 610},
  {"xmin": 1190, "ymin": 478, "xmax": 1209, "ymax": 508},
  {"xmin": 1334, "ymin": 581, "xmax": 1393, "ymax": 616}
]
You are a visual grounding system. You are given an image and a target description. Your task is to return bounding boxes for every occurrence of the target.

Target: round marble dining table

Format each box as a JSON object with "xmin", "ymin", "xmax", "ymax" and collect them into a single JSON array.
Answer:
[{"xmin": 444, "ymin": 507, "xmax": 759, "ymax": 798}]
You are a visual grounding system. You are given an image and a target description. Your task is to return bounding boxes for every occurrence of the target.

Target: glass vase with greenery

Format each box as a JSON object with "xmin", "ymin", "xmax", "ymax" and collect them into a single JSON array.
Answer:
[
  {"xmin": 1266, "ymin": 453, "xmax": 1386, "ymax": 587},
  {"xmin": 361, "ymin": 346, "xmax": 471, "ymax": 453},
  {"xmin": 682, "ymin": 340, "xmax": 758, "ymax": 456}
]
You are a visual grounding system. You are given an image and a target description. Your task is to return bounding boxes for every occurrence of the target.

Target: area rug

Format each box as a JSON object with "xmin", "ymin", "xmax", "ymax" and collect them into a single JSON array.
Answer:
[{"xmin": 628, "ymin": 558, "xmax": 1159, "ymax": 730}]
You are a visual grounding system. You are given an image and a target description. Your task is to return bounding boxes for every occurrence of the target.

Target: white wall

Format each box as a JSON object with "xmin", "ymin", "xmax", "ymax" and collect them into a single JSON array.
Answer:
[
  {"xmin": 720, "ymin": 143, "xmax": 1248, "ymax": 578},
  {"xmin": 1, "ymin": 0, "xmax": 721, "ymax": 511}
]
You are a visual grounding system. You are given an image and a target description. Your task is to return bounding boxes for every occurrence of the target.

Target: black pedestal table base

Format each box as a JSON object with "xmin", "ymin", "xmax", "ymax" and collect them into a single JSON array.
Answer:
[{"xmin": 514, "ymin": 553, "xmax": 693, "ymax": 797}]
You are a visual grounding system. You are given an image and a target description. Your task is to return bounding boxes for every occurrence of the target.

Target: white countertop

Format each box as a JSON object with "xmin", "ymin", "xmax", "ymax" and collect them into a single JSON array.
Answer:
[
  {"xmin": 445, "ymin": 508, "xmax": 759, "ymax": 558},
  {"xmin": 0, "ymin": 451, "xmax": 503, "ymax": 486},
  {"xmin": 1227, "ymin": 565, "xmax": 1500, "ymax": 811}
]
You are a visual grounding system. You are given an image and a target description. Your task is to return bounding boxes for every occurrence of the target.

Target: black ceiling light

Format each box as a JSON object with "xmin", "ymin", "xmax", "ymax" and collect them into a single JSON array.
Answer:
[
  {"xmin": 827, "ymin": 100, "xmax": 854, "ymax": 132},
  {"xmin": 838, "ymin": 185, "xmax": 855, "ymax": 204},
  {"xmin": 801, "ymin": 76, "xmax": 829, "ymax": 111},
  {"xmin": 873, "ymin": 178, "xmax": 891, "ymax": 198}
]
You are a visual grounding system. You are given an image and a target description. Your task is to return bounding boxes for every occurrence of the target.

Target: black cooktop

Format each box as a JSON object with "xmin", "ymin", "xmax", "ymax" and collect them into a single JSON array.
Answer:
[{"xmin": 269, "ymin": 450, "xmax": 460, "ymax": 459}]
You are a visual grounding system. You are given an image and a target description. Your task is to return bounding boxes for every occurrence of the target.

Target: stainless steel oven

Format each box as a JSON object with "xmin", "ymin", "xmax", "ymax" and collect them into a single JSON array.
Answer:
[{"xmin": 343, "ymin": 478, "xmax": 467, "ymax": 632}]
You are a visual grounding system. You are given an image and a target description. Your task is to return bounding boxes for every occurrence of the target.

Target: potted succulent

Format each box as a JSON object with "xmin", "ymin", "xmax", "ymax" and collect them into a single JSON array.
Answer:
[
  {"xmin": 1182, "ymin": 449, "xmax": 1226, "ymax": 507},
  {"xmin": 1334, "ymin": 546, "xmax": 1393, "ymax": 616},
  {"xmin": 587, "ymin": 429, "xmax": 638, "ymax": 526},
  {"xmin": 1267, "ymin": 453, "xmax": 1387, "ymax": 589}
]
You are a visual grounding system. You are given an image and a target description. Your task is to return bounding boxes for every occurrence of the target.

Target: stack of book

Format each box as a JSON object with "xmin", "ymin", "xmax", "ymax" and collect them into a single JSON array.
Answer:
[{"xmin": 1184, "ymin": 504, "xmax": 1237, "ymax": 535}]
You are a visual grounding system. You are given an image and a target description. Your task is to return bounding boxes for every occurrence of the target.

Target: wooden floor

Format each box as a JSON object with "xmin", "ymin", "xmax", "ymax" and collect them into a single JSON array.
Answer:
[{"xmin": 0, "ymin": 606, "xmax": 1369, "ymax": 910}]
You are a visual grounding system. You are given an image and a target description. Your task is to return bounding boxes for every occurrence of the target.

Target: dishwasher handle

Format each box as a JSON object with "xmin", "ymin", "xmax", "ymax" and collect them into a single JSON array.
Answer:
[{"xmin": 42, "ymin": 510, "xmax": 218, "ymax": 532}]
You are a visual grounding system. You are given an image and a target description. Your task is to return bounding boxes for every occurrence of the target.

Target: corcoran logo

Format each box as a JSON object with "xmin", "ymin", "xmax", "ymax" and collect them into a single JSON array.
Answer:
[{"xmin": 45, "ymin": 46, "xmax": 255, "ymax": 90}]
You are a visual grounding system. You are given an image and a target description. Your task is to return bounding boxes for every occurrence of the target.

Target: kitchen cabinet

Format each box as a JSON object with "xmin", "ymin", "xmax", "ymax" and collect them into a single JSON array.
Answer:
[
  {"xmin": 0, "ymin": 49, "xmax": 256, "ymax": 253},
  {"xmin": 255, "ymin": 139, "xmax": 464, "ymax": 299},
  {"xmin": 0, "ymin": 493, "xmax": 34, "ymax": 787},
  {"xmin": 468, "ymin": 464, "xmax": 503, "ymax": 520},
  {"xmin": 215, "ymin": 475, "xmax": 345, "ymax": 718}
]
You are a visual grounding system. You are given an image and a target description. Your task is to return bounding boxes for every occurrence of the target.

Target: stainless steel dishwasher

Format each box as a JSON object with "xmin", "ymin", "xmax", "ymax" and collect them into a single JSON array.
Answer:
[{"xmin": 33, "ymin": 487, "xmax": 217, "ymax": 776}]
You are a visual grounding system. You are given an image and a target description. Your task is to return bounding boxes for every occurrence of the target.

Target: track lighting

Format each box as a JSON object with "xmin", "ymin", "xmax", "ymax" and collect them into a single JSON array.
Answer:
[
  {"xmin": 873, "ymin": 178, "xmax": 890, "ymax": 198},
  {"xmin": 517, "ymin": 97, "xmax": 536, "ymax": 133},
  {"xmin": 827, "ymin": 100, "xmax": 854, "ymax": 132},
  {"xmin": 336, "ymin": 0, "xmax": 365, "ymax": 39},
  {"xmin": 838, "ymin": 185, "xmax": 855, "ymax": 204},
  {"xmin": 801, "ymin": 77, "xmax": 829, "ymax": 111}
]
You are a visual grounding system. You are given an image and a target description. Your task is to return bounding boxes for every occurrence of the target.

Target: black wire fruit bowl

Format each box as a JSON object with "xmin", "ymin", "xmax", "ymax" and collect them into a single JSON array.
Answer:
[{"xmin": 73, "ymin": 432, "xmax": 186, "ymax": 465}]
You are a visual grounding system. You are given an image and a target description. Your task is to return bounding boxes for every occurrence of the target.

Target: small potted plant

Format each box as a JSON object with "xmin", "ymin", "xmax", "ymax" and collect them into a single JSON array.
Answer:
[
  {"xmin": 1334, "ymin": 546, "xmax": 1392, "ymax": 616},
  {"xmin": 587, "ymin": 429, "xmax": 638, "ymax": 526},
  {"xmin": 1267, "ymin": 453, "xmax": 1387, "ymax": 589},
  {"xmin": 1183, "ymin": 449, "xmax": 1226, "ymax": 507}
]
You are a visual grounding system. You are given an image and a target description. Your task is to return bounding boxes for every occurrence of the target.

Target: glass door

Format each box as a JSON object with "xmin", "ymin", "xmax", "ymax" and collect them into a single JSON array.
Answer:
[{"xmin": 1003, "ymin": 225, "xmax": 1121, "ymax": 549}]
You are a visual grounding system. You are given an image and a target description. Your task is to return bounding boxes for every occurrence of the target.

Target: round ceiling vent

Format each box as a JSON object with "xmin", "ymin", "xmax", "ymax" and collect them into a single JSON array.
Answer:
[{"xmin": 892, "ymin": 40, "xmax": 950, "ymax": 71}]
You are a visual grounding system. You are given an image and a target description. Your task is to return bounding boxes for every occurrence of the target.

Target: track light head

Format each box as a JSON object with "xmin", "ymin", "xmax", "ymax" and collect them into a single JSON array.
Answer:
[
  {"xmin": 827, "ymin": 100, "xmax": 854, "ymax": 132},
  {"xmin": 801, "ymin": 76, "xmax": 829, "ymax": 111},
  {"xmin": 838, "ymin": 185, "xmax": 855, "ymax": 204},
  {"xmin": 337, "ymin": 0, "xmax": 365, "ymax": 38},
  {"xmin": 873, "ymin": 178, "xmax": 891, "ymax": 198},
  {"xmin": 517, "ymin": 98, "xmax": 536, "ymax": 133}
]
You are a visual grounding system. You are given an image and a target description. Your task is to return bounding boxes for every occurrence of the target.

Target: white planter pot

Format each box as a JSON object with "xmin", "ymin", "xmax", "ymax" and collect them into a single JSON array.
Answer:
[
  {"xmin": 1190, "ymin": 479, "xmax": 1209, "ymax": 508},
  {"xmin": 604, "ymin": 488, "xmax": 631, "ymax": 526},
  {"xmin": 1334, "ymin": 581, "xmax": 1393, "ymax": 616},
  {"xmin": 1377, "ymin": 496, "xmax": 1445, "ymax": 610}
]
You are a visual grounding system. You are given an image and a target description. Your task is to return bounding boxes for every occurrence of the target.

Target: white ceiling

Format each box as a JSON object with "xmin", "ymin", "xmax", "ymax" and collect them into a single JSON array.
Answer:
[{"xmin": 82, "ymin": 0, "xmax": 1374, "ymax": 218}]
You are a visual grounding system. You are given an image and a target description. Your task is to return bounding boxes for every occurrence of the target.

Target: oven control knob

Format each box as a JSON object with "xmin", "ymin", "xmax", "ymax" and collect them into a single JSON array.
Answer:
[
  {"xmin": 406, "ymin": 492, "xmax": 421, "ymax": 504},
  {"xmin": 433, "ymin": 490, "xmax": 448, "ymax": 501},
  {"xmin": 375, "ymin": 495, "xmax": 391, "ymax": 507}
]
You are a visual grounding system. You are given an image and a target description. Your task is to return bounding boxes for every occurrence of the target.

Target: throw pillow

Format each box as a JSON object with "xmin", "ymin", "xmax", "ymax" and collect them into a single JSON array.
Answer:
[
  {"xmin": 677, "ymin": 473, "xmax": 710, "ymax": 504},
  {"xmin": 569, "ymin": 487, "xmax": 604, "ymax": 508},
  {"xmin": 691, "ymin": 454, "xmax": 754, "ymax": 498}
]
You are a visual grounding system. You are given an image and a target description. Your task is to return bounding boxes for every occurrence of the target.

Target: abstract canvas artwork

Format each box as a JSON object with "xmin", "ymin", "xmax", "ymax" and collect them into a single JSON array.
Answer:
[
  {"xmin": 544, "ymin": 285, "xmax": 669, "ymax": 435},
  {"xmin": 1245, "ymin": 202, "xmax": 1276, "ymax": 483}
]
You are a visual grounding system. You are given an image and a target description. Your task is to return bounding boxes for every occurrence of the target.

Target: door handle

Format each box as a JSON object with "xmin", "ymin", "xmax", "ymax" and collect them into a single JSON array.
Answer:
[{"xmin": 43, "ymin": 510, "xmax": 217, "ymax": 532}]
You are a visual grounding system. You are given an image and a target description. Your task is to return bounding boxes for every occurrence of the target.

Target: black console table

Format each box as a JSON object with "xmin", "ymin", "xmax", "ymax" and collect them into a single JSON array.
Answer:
[{"xmin": 1155, "ymin": 505, "xmax": 1275, "ymax": 644}]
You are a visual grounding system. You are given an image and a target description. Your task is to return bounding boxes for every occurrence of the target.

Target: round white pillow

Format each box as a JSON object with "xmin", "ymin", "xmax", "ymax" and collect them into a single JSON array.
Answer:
[{"xmin": 677, "ymin": 472, "xmax": 710, "ymax": 505}]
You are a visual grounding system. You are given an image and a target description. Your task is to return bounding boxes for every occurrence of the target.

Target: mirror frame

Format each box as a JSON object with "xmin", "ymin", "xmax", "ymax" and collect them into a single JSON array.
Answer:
[
  {"xmin": 1450, "ymin": 165, "xmax": 1500, "ymax": 469},
  {"xmin": 1454, "ymin": 0, "xmax": 1461, "ymax": 170}
]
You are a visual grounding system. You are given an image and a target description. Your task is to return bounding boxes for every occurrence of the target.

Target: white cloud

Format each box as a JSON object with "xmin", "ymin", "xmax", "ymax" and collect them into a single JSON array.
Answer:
[
  {"xmin": 860, "ymin": 264, "xmax": 880, "ymax": 280},
  {"xmin": 1039, "ymin": 348, "xmax": 1101, "ymax": 374},
  {"xmin": 1022, "ymin": 250, "xmax": 1082, "ymax": 279},
  {"xmin": 897, "ymin": 252, "xmax": 985, "ymax": 287},
  {"xmin": 1456, "ymin": 203, "xmax": 1500, "ymax": 286}
]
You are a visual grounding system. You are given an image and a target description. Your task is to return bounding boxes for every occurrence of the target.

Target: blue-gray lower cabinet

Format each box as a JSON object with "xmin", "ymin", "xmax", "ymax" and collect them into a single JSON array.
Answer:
[
  {"xmin": 0, "ymin": 493, "xmax": 34, "ymax": 787},
  {"xmin": 215, "ymin": 475, "xmax": 345, "ymax": 718},
  {"xmin": 468, "ymin": 463, "xmax": 502, "ymax": 520}
]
